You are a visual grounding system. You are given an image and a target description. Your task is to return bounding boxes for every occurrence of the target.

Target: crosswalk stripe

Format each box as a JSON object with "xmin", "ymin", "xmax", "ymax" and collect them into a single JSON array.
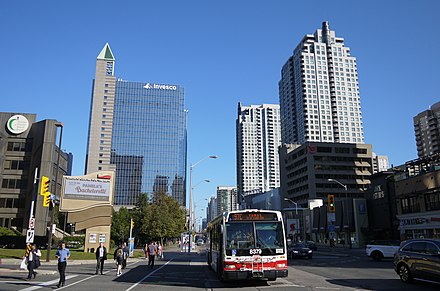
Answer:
[{"xmin": 20, "ymin": 275, "xmax": 78, "ymax": 291}]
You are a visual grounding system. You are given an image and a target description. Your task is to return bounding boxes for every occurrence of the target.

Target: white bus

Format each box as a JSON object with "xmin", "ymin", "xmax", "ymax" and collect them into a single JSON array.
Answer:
[{"xmin": 207, "ymin": 209, "xmax": 288, "ymax": 281}]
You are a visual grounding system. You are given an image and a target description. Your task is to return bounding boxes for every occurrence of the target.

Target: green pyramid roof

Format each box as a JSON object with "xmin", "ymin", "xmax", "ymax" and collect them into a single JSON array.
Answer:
[{"xmin": 97, "ymin": 43, "xmax": 115, "ymax": 61}]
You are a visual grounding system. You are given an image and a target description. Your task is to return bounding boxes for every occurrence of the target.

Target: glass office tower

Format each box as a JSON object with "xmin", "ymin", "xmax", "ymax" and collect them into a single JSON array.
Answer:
[
  {"xmin": 111, "ymin": 81, "xmax": 187, "ymax": 206},
  {"xmin": 86, "ymin": 44, "xmax": 187, "ymax": 207}
]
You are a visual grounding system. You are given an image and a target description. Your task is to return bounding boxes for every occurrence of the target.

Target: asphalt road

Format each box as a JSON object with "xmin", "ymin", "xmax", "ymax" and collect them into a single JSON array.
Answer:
[{"xmin": 0, "ymin": 246, "xmax": 439, "ymax": 291}]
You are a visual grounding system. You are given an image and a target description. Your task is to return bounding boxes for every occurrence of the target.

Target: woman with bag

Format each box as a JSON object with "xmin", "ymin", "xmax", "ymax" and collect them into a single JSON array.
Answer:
[{"xmin": 25, "ymin": 244, "xmax": 41, "ymax": 280}]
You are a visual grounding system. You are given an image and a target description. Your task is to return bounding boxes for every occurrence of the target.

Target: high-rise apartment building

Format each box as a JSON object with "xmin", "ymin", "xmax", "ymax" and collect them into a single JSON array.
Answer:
[
  {"xmin": 207, "ymin": 196, "xmax": 217, "ymax": 222},
  {"xmin": 414, "ymin": 101, "xmax": 440, "ymax": 158},
  {"xmin": 279, "ymin": 21, "xmax": 364, "ymax": 145},
  {"xmin": 372, "ymin": 152, "xmax": 389, "ymax": 173},
  {"xmin": 85, "ymin": 44, "xmax": 187, "ymax": 207},
  {"xmin": 216, "ymin": 186, "xmax": 238, "ymax": 214},
  {"xmin": 236, "ymin": 103, "xmax": 281, "ymax": 200}
]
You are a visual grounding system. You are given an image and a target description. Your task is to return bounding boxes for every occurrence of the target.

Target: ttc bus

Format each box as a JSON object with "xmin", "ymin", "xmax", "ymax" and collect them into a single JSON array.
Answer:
[{"xmin": 207, "ymin": 209, "xmax": 288, "ymax": 281}]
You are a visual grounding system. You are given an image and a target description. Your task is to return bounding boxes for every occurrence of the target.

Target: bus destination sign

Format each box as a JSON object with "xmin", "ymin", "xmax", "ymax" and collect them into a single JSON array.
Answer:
[{"xmin": 228, "ymin": 212, "xmax": 278, "ymax": 222}]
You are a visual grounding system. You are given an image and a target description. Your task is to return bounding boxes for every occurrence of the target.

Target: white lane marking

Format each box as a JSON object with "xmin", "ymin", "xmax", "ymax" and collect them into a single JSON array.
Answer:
[
  {"xmin": 124, "ymin": 259, "xmax": 173, "ymax": 291},
  {"xmin": 57, "ymin": 260, "xmax": 139, "ymax": 290},
  {"xmin": 19, "ymin": 275, "xmax": 78, "ymax": 291},
  {"xmin": 316, "ymin": 287, "xmax": 340, "ymax": 290}
]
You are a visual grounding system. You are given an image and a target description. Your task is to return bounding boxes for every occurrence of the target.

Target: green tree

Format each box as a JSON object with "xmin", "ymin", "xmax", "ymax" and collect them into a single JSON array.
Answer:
[
  {"xmin": 134, "ymin": 192, "xmax": 186, "ymax": 244},
  {"xmin": 0, "ymin": 226, "xmax": 19, "ymax": 236},
  {"xmin": 111, "ymin": 207, "xmax": 131, "ymax": 244}
]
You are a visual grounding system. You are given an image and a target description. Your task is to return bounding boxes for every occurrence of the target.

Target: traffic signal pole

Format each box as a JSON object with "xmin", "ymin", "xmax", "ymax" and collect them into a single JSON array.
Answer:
[{"xmin": 25, "ymin": 168, "xmax": 39, "ymax": 257}]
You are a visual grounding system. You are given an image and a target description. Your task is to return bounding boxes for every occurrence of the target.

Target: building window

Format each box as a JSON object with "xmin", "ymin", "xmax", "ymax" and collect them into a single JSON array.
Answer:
[
  {"xmin": 4, "ymin": 160, "xmax": 26, "ymax": 170},
  {"xmin": 7, "ymin": 142, "xmax": 28, "ymax": 152},
  {"xmin": 401, "ymin": 197, "xmax": 420, "ymax": 214},
  {"xmin": 1, "ymin": 179, "xmax": 26, "ymax": 189},
  {"xmin": 425, "ymin": 192, "xmax": 440, "ymax": 211}
]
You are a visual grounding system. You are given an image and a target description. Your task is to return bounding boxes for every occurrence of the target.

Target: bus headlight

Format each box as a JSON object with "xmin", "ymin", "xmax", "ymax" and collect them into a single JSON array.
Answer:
[{"xmin": 276, "ymin": 263, "xmax": 286, "ymax": 268}]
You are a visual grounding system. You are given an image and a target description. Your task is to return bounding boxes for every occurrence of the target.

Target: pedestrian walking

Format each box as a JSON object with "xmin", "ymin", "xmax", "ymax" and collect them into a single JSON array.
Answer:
[
  {"xmin": 25, "ymin": 244, "xmax": 41, "ymax": 280},
  {"xmin": 144, "ymin": 243, "xmax": 148, "ymax": 260},
  {"xmin": 147, "ymin": 241, "xmax": 157, "ymax": 270},
  {"xmin": 158, "ymin": 242, "xmax": 163, "ymax": 260},
  {"xmin": 95, "ymin": 242, "xmax": 107, "ymax": 275},
  {"xmin": 55, "ymin": 242, "xmax": 70, "ymax": 288},
  {"xmin": 114, "ymin": 244, "xmax": 124, "ymax": 276},
  {"xmin": 122, "ymin": 242, "xmax": 129, "ymax": 269}
]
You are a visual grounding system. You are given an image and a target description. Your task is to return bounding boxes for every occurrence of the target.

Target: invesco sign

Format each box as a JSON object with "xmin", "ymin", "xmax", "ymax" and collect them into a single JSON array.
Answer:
[
  {"xmin": 6, "ymin": 115, "xmax": 29, "ymax": 134},
  {"xmin": 143, "ymin": 83, "xmax": 177, "ymax": 91}
]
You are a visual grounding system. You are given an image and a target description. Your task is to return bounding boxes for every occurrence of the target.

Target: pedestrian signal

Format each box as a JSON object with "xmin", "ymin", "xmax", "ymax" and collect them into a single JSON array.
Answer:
[
  {"xmin": 40, "ymin": 176, "xmax": 50, "ymax": 196},
  {"xmin": 328, "ymin": 194, "xmax": 335, "ymax": 212}
]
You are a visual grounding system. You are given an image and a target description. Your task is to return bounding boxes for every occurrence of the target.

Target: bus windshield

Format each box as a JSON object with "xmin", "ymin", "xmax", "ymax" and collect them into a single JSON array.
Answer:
[{"xmin": 225, "ymin": 221, "xmax": 285, "ymax": 256}]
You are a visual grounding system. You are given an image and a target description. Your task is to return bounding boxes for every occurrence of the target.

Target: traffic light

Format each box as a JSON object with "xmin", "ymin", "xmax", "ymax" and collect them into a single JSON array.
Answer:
[
  {"xmin": 328, "ymin": 194, "xmax": 335, "ymax": 213},
  {"xmin": 131, "ymin": 219, "xmax": 134, "ymax": 229},
  {"xmin": 43, "ymin": 193, "xmax": 51, "ymax": 207},
  {"xmin": 40, "ymin": 176, "xmax": 51, "ymax": 207},
  {"xmin": 40, "ymin": 176, "xmax": 50, "ymax": 196}
]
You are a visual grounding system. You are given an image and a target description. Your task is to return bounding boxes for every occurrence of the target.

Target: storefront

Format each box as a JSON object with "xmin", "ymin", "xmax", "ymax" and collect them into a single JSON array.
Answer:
[{"xmin": 398, "ymin": 211, "xmax": 440, "ymax": 240}]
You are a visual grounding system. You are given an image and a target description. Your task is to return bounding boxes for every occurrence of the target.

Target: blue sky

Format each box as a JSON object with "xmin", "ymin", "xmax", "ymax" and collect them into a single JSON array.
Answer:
[{"xmin": 1, "ymin": 1, "xmax": 439, "ymax": 220}]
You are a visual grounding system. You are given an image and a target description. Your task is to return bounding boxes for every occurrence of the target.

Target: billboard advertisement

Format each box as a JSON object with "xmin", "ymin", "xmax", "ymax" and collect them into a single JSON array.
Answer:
[
  {"xmin": 286, "ymin": 219, "xmax": 300, "ymax": 235},
  {"xmin": 64, "ymin": 177, "xmax": 111, "ymax": 201}
]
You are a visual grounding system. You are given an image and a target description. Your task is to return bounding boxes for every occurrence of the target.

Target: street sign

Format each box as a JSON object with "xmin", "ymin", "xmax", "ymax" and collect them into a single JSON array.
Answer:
[
  {"xmin": 26, "ymin": 229, "xmax": 35, "ymax": 243},
  {"xmin": 328, "ymin": 224, "xmax": 335, "ymax": 232},
  {"xmin": 327, "ymin": 212, "xmax": 336, "ymax": 223},
  {"xmin": 28, "ymin": 218, "xmax": 35, "ymax": 229}
]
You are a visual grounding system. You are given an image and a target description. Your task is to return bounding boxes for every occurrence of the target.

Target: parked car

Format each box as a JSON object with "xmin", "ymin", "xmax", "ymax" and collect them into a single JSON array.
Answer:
[
  {"xmin": 305, "ymin": 241, "xmax": 317, "ymax": 251},
  {"xmin": 366, "ymin": 240, "xmax": 400, "ymax": 261},
  {"xmin": 288, "ymin": 243, "xmax": 313, "ymax": 259},
  {"xmin": 393, "ymin": 239, "xmax": 440, "ymax": 283},
  {"xmin": 196, "ymin": 239, "xmax": 204, "ymax": 246}
]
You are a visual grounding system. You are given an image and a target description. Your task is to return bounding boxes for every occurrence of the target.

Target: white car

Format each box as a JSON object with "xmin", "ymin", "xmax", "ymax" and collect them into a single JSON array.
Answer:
[{"xmin": 366, "ymin": 240, "xmax": 400, "ymax": 261}]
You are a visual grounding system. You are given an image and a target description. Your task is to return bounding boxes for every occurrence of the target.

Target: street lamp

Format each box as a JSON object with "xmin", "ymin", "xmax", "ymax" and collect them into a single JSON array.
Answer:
[
  {"xmin": 47, "ymin": 122, "xmax": 63, "ymax": 262},
  {"xmin": 284, "ymin": 198, "xmax": 298, "ymax": 215},
  {"xmin": 327, "ymin": 178, "xmax": 352, "ymax": 249},
  {"xmin": 188, "ymin": 155, "xmax": 217, "ymax": 253}
]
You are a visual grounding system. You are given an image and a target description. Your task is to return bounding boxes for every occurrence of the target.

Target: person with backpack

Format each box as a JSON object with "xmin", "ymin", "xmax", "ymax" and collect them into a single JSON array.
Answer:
[
  {"xmin": 122, "ymin": 242, "xmax": 129, "ymax": 269},
  {"xmin": 113, "ymin": 244, "xmax": 124, "ymax": 276},
  {"xmin": 95, "ymin": 242, "xmax": 107, "ymax": 275},
  {"xmin": 25, "ymin": 244, "xmax": 41, "ymax": 280}
]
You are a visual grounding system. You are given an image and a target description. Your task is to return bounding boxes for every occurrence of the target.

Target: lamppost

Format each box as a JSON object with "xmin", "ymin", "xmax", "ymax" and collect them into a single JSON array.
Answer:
[
  {"xmin": 192, "ymin": 184, "xmax": 210, "ymax": 237},
  {"xmin": 284, "ymin": 198, "xmax": 298, "ymax": 215},
  {"xmin": 284, "ymin": 198, "xmax": 300, "ymax": 241},
  {"xmin": 46, "ymin": 122, "xmax": 63, "ymax": 262},
  {"xmin": 327, "ymin": 178, "xmax": 352, "ymax": 249},
  {"xmin": 188, "ymin": 156, "xmax": 217, "ymax": 253}
]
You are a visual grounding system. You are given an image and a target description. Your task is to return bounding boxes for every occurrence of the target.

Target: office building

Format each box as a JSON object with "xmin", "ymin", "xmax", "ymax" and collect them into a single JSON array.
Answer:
[
  {"xmin": 414, "ymin": 101, "xmax": 440, "ymax": 158},
  {"xmin": 217, "ymin": 186, "xmax": 238, "ymax": 214},
  {"xmin": 279, "ymin": 21, "xmax": 364, "ymax": 145},
  {"xmin": 85, "ymin": 43, "xmax": 187, "ymax": 207},
  {"xmin": 0, "ymin": 113, "xmax": 71, "ymax": 236},
  {"xmin": 236, "ymin": 103, "xmax": 281, "ymax": 200},
  {"xmin": 279, "ymin": 142, "xmax": 373, "ymax": 206}
]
